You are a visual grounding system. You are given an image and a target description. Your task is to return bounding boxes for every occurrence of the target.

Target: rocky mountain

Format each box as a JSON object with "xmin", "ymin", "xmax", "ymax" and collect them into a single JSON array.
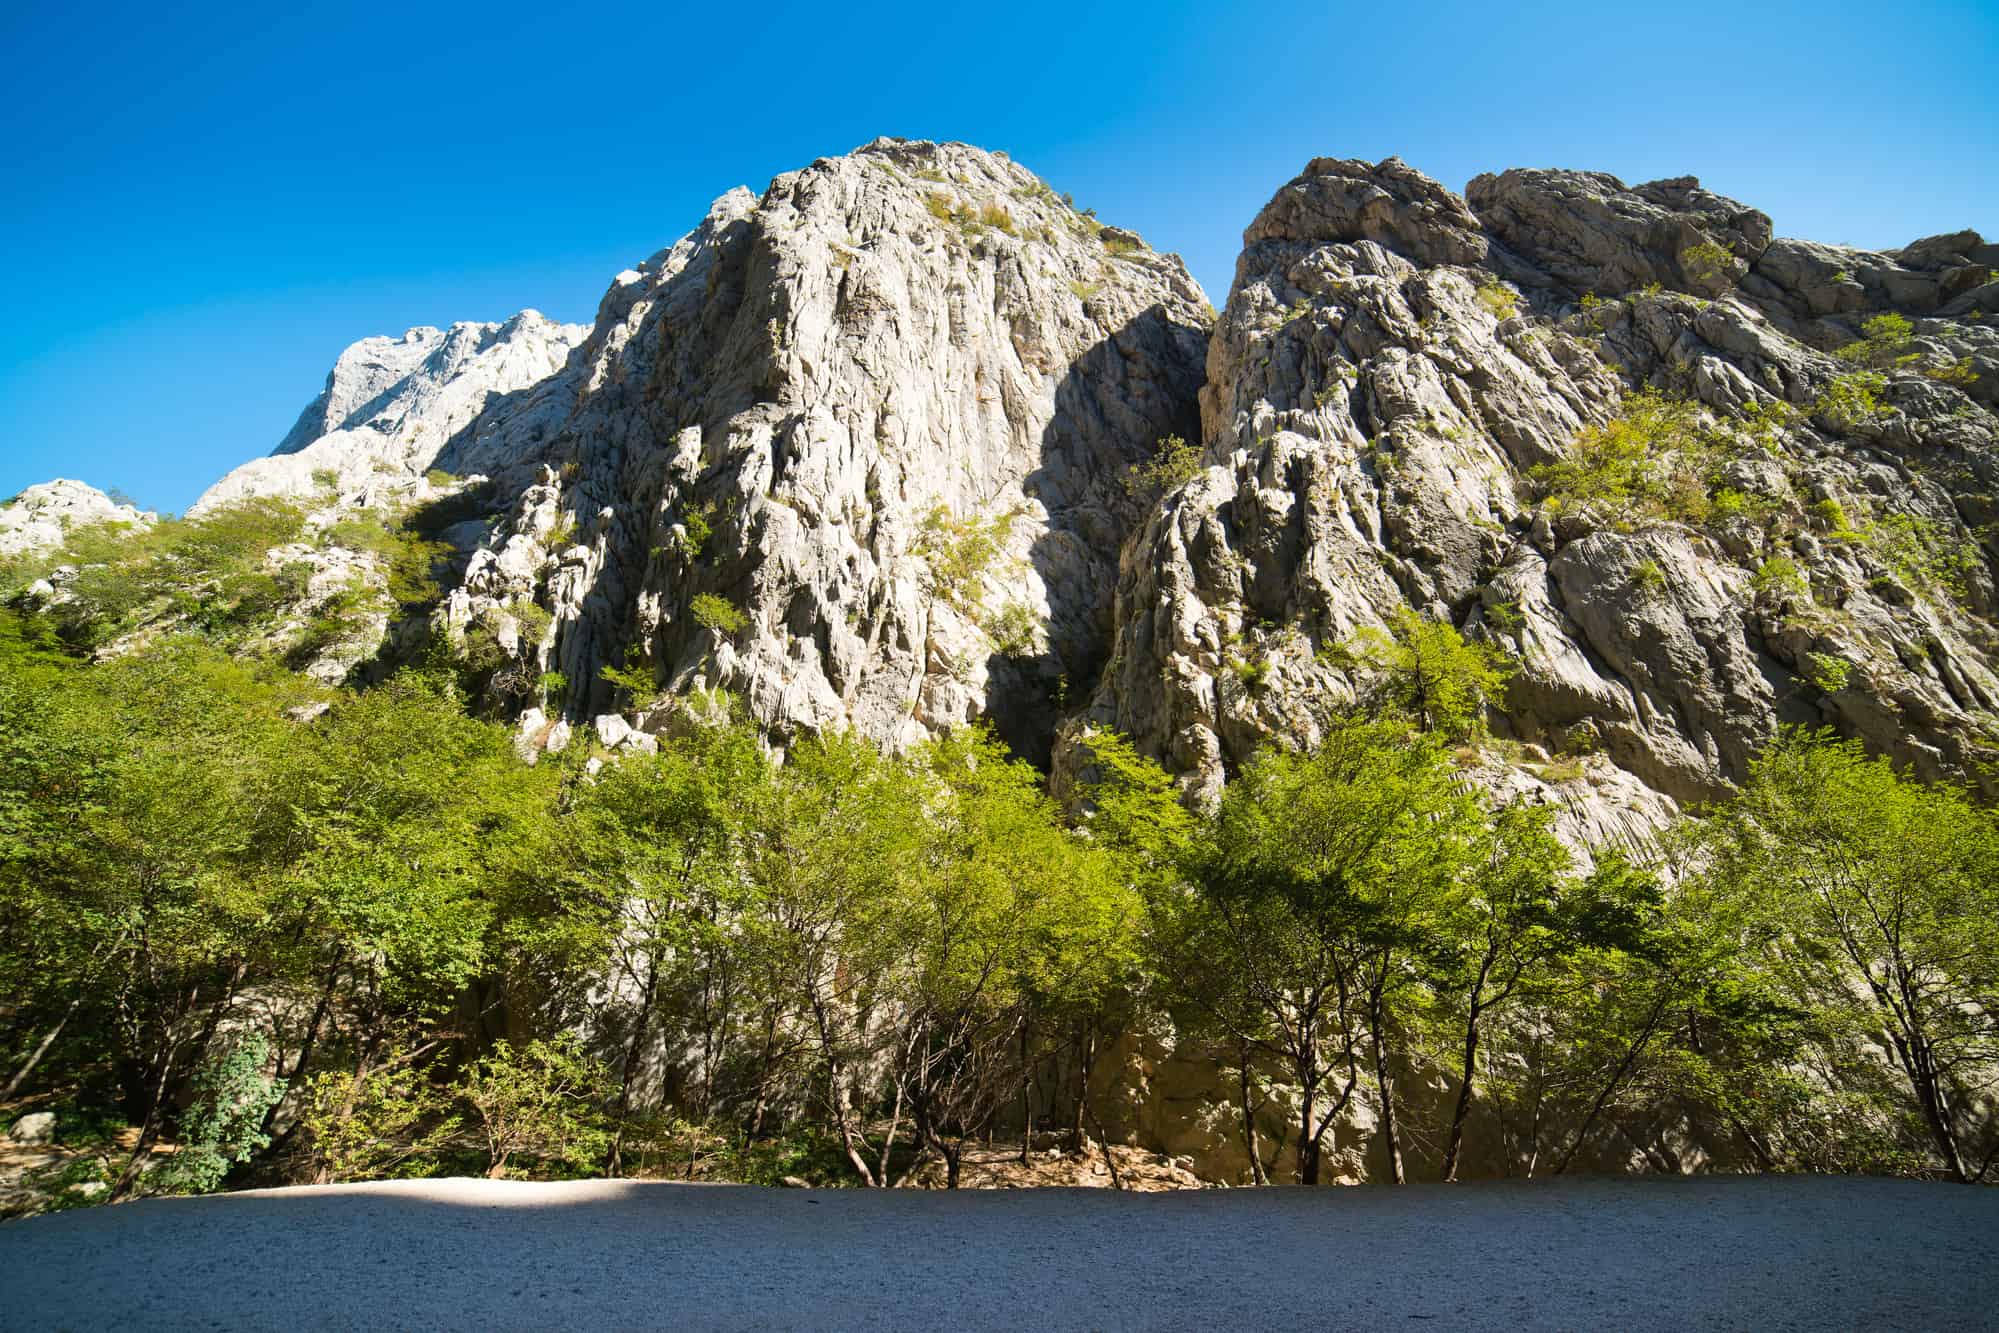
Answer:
[
  {"xmin": 0, "ymin": 479, "xmax": 153, "ymax": 558},
  {"xmin": 32, "ymin": 138, "xmax": 1999, "ymax": 843},
  {"xmin": 194, "ymin": 311, "xmax": 587, "ymax": 514},
  {"xmin": 425, "ymin": 138, "xmax": 1211, "ymax": 763},
  {"xmin": 1066, "ymin": 159, "xmax": 1998, "ymax": 829},
  {"xmin": 9, "ymin": 137, "xmax": 1998, "ymax": 1188}
]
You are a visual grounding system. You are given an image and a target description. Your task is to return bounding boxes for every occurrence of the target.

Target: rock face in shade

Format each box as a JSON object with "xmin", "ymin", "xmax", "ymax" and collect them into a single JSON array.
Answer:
[
  {"xmin": 433, "ymin": 138, "xmax": 1212, "ymax": 763},
  {"xmin": 193, "ymin": 311, "xmax": 588, "ymax": 513},
  {"xmin": 0, "ymin": 479, "xmax": 153, "ymax": 558},
  {"xmin": 1057, "ymin": 155, "xmax": 1999, "ymax": 850}
]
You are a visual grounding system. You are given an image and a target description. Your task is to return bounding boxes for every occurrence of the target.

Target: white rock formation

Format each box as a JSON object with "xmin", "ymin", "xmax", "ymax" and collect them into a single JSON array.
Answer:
[
  {"xmin": 193, "ymin": 311, "xmax": 587, "ymax": 513},
  {"xmin": 433, "ymin": 138, "xmax": 1213, "ymax": 762},
  {"xmin": 0, "ymin": 479, "xmax": 154, "ymax": 558}
]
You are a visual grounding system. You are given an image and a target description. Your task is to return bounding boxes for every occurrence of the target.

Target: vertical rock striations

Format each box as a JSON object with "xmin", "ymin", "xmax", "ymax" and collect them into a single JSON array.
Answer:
[
  {"xmin": 1066, "ymin": 157, "xmax": 1999, "ymax": 839},
  {"xmin": 439, "ymin": 138, "xmax": 1212, "ymax": 761}
]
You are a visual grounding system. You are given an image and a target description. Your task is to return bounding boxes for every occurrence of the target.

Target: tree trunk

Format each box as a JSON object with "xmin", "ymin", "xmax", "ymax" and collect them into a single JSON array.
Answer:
[
  {"xmin": 1017, "ymin": 1022, "xmax": 1032, "ymax": 1166},
  {"xmin": 1, "ymin": 999, "xmax": 80, "ymax": 1102},
  {"xmin": 1554, "ymin": 986, "xmax": 1669, "ymax": 1176},
  {"xmin": 1069, "ymin": 1026, "xmax": 1095, "ymax": 1152},
  {"xmin": 1438, "ymin": 998, "xmax": 1485, "ymax": 1183},
  {"xmin": 1368, "ymin": 980, "xmax": 1405, "ymax": 1185},
  {"xmin": 1083, "ymin": 1099, "xmax": 1124, "ymax": 1190},
  {"xmin": 810, "ymin": 995, "xmax": 878, "ymax": 1188},
  {"xmin": 1238, "ymin": 1037, "xmax": 1268, "ymax": 1187},
  {"xmin": 606, "ymin": 952, "xmax": 663, "ymax": 1178},
  {"xmin": 110, "ymin": 963, "xmax": 245, "ymax": 1202},
  {"xmin": 1296, "ymin": 1055, "xmax": 1320, "ymax": 1186}
]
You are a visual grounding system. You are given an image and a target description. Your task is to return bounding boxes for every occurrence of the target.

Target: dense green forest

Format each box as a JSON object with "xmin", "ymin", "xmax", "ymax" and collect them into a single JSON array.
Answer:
[{"xmin": 2, "ymin": 504, "xmax": 1997, "ymax": 1208}]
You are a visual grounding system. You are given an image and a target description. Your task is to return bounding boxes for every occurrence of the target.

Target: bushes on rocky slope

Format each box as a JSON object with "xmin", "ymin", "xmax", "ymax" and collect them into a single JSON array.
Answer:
[{"xmin": 4, "ymin": 607, "xmax": 1994, "ymax": 1205}]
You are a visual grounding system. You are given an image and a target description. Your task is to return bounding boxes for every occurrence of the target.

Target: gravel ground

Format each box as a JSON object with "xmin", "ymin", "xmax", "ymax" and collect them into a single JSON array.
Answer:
[{"xmin": 2, "ymin": 1175, "xmax": 1995, "ymax": 1330}]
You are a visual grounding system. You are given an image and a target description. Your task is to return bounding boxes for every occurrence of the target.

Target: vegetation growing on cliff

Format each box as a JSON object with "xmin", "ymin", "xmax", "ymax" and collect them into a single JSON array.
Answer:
[{"xmin": 4, "ymin": 596, "xmax": 1996, "ymax": 1207}]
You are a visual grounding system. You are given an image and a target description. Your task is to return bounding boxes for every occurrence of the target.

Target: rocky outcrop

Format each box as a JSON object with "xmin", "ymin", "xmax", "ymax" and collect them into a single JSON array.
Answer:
[
  {"xmin": 436, "ymin": 138, "xmax": 1211, "ymax": 761},
  {"xmin": 1065, "ymin": 156, "xmax": 1999, "ymax": 826},
  {"xmin": 194, "ymin": 311, "xmax": 587, "ymax": 513},
  {"xmin": 0, "ymin": 480, "xmax": 153, "ymax": 558}
]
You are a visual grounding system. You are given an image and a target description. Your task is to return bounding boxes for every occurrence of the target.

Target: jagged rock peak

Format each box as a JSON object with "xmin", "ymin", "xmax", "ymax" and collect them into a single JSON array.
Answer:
[
  {"xmin": 1068, "ymin": 153, "xmax": 1998, "ymax": 832},
  {"xmin": 194, "ymin": 310, "xmax": 588, "ymax": 513},
  {"xmin": 436, "ymin": 137, "xmax": 1214, "ymax": 762},
  {"xmin": 1244, "ymin": 156, "xmax": 1489, "ymax": 267},
  {"xmin": 0, "ymin": 479, "xmax": 154, "ymax": 558}
]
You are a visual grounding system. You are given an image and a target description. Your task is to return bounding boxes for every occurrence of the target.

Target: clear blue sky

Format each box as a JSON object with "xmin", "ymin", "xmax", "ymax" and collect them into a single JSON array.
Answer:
[{"xmin": 4, "ymin": 0, "xmax": 1995, "ymax": 512}]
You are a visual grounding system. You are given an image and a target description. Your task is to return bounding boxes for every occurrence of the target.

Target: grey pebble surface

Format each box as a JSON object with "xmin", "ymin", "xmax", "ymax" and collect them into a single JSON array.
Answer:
[{"xmin": 2, "ymin": 1175, "xmax": 1996, "ymax": 1330}]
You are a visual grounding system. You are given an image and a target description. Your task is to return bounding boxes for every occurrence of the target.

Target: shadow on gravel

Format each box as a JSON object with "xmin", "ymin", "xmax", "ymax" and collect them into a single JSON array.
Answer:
[{"xmin": 3, "ymin": 1176, "xmax": 1997, "ymax": 1331}]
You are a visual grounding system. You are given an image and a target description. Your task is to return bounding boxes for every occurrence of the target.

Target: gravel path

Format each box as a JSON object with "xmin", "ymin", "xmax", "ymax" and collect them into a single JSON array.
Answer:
[{"xmin": 3, "ymin": 1175, "xmax": 1995, "ymax": 1330}]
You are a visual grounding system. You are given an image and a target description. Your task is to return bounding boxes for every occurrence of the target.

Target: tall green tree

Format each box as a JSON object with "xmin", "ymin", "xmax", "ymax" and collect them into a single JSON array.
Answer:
[
  {"xmin": 1167, "ymin": 718, "xmax": 1476, "ymax": 1184},
  {"xmin": 1693, "ymin": 731, "xmax": 1999, "ymax": 1182}
]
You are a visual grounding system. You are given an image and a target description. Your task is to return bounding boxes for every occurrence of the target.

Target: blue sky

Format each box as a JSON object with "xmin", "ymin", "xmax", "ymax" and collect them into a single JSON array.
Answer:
[{"xmin": 4, "ymin": 0, "xmax": 1995, "ymax": 512}]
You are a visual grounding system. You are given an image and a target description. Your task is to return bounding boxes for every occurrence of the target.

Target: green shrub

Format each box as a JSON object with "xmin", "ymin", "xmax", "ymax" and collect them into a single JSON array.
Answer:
[
  {"xmin": 1926, "ymin": 359, "xmax": 1981, "ymax": 387},
  {"xmin": 324, "ymin": 513, "xmax": 449, "ymax": 609},
  {"xmin": 1475, "ymin": 280, "xmax": 1520, "ymax": 321},
  {"xmin": 689, "ymin": 593, "xmax": 748, "ymax": 636},
  {"xmin": 1835, "ymin": 312, "xmax": 1916, "ymax": 368},
  {"xmin": 1751, "ymin": 557, "xmax": 1809, "ymax": 601},
  {"xmin": 154, "ymin": 1035, "xmax": 287, "ymax": 1196},
  {"xmin": 544, "ymin": 513, "xmax": 580, "ymax": 550},
  {"xmin": 914, "ymin": 505, "xmax": 1020, "ymax": 612},
  {"xmin": 25, "ymin": 497, "xmax": 312, "ymax": 650},
  {"xmin": 1631, "ymin": 559, "xmax": 1666, "ymax": 594},
  {"xmin": 976, "ymin": 202, "xmax": 1017, "ymax": 235},
  {"xmin": 303, "ymin": 1053, "xmax": 461, "ymax": 1183},
  {"xmin": 1324, "ymin": 607, "xmax": 1515, "ymax": 740},
  {"xmin": 924, "ymin": 192, "xmax": 982, "ymax": 235},
  {"xmin": 1816, "ymin": 370, "xmax": 1889, "ymax": 429},
  {"xmin": 461, "ymin": 1037, "xmax": 613, "ymax": 1180},
  {"xmin": 1805, "ymin": 652, "xmax": 1852, "ymax": 694},
  {"xmin": 1872, "ymin": 513, "xmax": 1981, "ymax": 601},
  {"xmin": 1228, "ymin": 656, "xmax": 1270, "ymax": 692},
  {"xmin": 1121, "ymin": 435, "xmax": 1203, "ymax": 507},
  {"xmin": 1100, "ymin": 232, "xmax": 1143, "ymax": 257},
  {"xmin": 673, "ymin": 501, "xmax": 715, "ymax": 560},
  {"xmin": 984, "ymin": 600, "xmax": 1040, "ymax": 656},
  {"xmin": 1530, "ymin": 391, "xmax": 1725, "ymax": 528},
  {"xmin": 511, "ymin": 599, "xmax": 554, "ymax": 645},
  {"xmin": 601, "ymin": 647, "xmax": 663, "ymax": 710},
  {"xmin": 1810, "ymin": 498, "xmax": 1865, "ymax": 541},
  {"xmin": 1679, "ymin": 241, "xmax": 1738, "ymax": 289}
]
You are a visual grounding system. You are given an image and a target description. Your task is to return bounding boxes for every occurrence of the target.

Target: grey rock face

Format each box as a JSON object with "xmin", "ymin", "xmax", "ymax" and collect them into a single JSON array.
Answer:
[
  {"xmin": 1066, "ymin": 156, "xmax": 1999, "ymax": 819},
  {"xmin": 195, "ymin": 311, "xmax": 588, "ymax": 513},
  {"xmin": 0, "ymin": 479, "xmax": 153, "ymax": 558},
  {"xmin": 437, "ymin": 138, "xmax": 1211, "ymax": 760}
]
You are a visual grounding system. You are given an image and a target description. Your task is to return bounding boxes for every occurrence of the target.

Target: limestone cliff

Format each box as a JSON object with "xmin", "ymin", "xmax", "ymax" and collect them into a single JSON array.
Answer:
[
  {"xmin": 1063, "ymin": 158, "xmax": 1998, "ymax": 843},
  {"xmin": 0, "ymin": 480, "xmax": 154, "ymax": 559},
  {"xmin": 195, "ymin": 311, "xmax": 588, "ymax": 514},
  {"xmin": 432, "ymin": 138, "xmax": 1211, "ymax": 762}
]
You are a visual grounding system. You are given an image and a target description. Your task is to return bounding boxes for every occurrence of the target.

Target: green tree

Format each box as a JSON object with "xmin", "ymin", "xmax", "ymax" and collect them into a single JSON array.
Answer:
[
  {"xmin": 865, "ymin": 729, "xmax": 1137, "ymax": 1187},
  {"xmin": 151, "ymin": 1033, "xmax": 286, "ymax": 1195},
  {"xmin": 1167, "ymin": 718, "xmax": 1476, "ymax": 1184},
  {"xmin": 1329, "ymin": 608, "xmax": 1514, "ymax": 740},
  {"xmin": 1692, "ymin": 730, "xmax": 1999, "ymax": 1181},
  {"xmin": 462, "ymin": 1037, "xmax": 614, "ymax": 1178}
]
